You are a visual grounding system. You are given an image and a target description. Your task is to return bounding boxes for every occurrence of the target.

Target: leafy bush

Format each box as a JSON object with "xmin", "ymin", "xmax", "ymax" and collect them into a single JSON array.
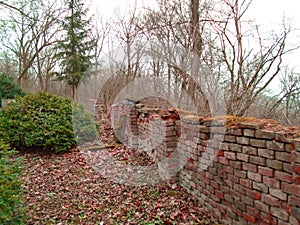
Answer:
[
  {"xmin": 0, "ymin": 140, "xmax": 24, "ymax": 224},
  {"xmin": 0, "ymin": 92, "xmax": 97, "ymax": 152},
  {"xmin": 0, "ymin": 72, "xmax": 25, "ymax": 107}
]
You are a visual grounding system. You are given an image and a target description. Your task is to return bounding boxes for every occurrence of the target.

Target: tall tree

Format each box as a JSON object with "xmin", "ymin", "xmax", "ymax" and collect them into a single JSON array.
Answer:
[{"xmin": 55, "ymin": 0, "xmax": 95, "ymax": 99}]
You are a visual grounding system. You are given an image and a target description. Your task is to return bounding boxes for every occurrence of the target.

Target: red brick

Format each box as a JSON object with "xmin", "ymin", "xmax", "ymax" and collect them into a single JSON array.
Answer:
[
  {"xmin": 247, "ymin": 206, "xmax": 261, "ymax": 218},
  {"xmin": 262, "ymin": 193, "xmax": 280, "ymax": 206},
  {"xmin": 215, "ymin": 190, "xmax": 224, "ymax": 199},
  {"xmin": 247, "ymin": 189, "xmax": 261, "ymax": 200},
  {"xmin": 274, "ymin": 171, "xmax": 292, "ymax": 183},
  {"xmin": 243, "ymin": 213, "xmax": 257, "ymax": 223},
  {"xmin": 258, "ymin": 166, "xmax": 274, "ymax": 177},
  {"xmin": 260, "ymin": 212, "xmax": 276, "ymax": 224},
  {"xmin": 243, "ymin": 162, "xmax": 257, "ymax": 172},
  {"xmin": 291, "ymin": 184, "xmax": 300, "ymax": 197},
  {"xmin": 293, "ymin": 176, "xmax": 300, "ymax": 185},
  {"xmin": 240, "ymin": 178, "xmax": 253, "ymax": 188},
  {"xmin": 290, "ymin": 195, "xmax": 300, "ymax": 207},
  {"xmin": 218, "ymin": 157, "xmax": 229, "ymax": 165},
  {"xmin": 293, "ymin": 163, "xmax": 300, "ymax": 174},
  {"xmin": 263, "ymin": 176, "xmax": 280, "ymax": 189},
  {"xmin": 228, "ymin": 174, "xmax": 239, "ymax": 183}
]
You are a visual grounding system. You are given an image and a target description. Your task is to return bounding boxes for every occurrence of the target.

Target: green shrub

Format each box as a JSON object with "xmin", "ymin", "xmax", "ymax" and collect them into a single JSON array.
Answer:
[
  {"xmin": 0, "ymin": 72, "xmax": 25, "ymax": 107},
  {"xmin": 0, "ymin": 92, "xmax": 97, "ymax": 152},
  {"xmin": 0, "ymin": 140, "xmax": 24, "ymax": 224}
]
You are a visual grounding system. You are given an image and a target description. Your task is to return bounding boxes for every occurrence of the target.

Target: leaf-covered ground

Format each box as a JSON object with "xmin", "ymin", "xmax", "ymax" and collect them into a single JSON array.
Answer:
[{"xmin": 20, "ymin": 146, "xmax": 220, "ymax": 225}]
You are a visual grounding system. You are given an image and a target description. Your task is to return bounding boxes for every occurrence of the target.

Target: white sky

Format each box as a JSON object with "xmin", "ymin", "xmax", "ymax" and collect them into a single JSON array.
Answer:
[{"xmin": 89, "ymin": 0, "xmax": 300, "ymax": 71}]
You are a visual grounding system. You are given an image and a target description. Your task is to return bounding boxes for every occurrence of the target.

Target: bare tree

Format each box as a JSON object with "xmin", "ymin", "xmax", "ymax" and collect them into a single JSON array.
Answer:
[{"xmin": 210, "ymin": 0, "xmax": 294, "ymax": 116}]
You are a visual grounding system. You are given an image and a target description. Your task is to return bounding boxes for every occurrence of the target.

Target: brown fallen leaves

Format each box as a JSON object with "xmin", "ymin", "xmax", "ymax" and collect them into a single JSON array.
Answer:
[{"xmin": 20, "ymin": 147, "xmax": 220, "ymax": 225}]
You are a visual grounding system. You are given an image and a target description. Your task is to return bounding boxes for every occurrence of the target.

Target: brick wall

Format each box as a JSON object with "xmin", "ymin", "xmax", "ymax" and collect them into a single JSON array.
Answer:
[{"xmin": 110, "ymin": 99, "xmax": 300, "ymax": 225}]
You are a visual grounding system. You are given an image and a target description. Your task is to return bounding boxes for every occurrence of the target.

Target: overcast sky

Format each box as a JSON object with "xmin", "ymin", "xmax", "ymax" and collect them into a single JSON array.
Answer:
[{"xmin": 89, "ymin": 0, "xmax": 300, "ymax": 70}]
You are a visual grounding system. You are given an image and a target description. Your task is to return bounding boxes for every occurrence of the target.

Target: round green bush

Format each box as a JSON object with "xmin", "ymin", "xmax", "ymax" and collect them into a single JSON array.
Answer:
[
  {"xmin": 0, "ymin": 72, "xmax": 25, "ymax": 107},
  {"xmin": 0, "ymin": 140, "xmax": 24, "ymax": 224},
  {"xmin": 0, "ymin": 92, "xmax": 97, "ymax": 152}
]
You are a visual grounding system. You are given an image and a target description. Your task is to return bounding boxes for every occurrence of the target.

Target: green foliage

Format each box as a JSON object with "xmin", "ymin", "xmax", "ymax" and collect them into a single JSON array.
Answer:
[
  {"xmin": 0, "ymin": 72, "xmax": 25, "ymax": 107},
  {"xmin": 55, "ymin": 0, "xmax": 95, "ymax": 99},
  {"xmin": 0, "ymin": 140, "xmax": 24, "ymax": 225},
  {"xmin": 0, "ymin": 92, "xmax": 97, "ymax": 152}
]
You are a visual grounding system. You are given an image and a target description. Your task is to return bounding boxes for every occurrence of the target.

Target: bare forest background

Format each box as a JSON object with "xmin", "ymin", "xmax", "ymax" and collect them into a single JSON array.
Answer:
[{"xmin": 0, "ymin": 0, "xmax": 299, "ymax": 126}]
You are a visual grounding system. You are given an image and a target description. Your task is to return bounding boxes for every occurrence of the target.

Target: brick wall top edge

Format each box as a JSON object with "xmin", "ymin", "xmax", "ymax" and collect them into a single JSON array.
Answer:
[{"xmin": 118, "ymin": 100, "xmax": 300, "ymax": 140}]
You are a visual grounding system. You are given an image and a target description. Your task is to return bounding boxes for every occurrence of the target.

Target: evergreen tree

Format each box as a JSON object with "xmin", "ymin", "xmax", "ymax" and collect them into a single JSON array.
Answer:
[{"xmin": 55, "ymin": 0, "xmax": 95, "ymax": 99}]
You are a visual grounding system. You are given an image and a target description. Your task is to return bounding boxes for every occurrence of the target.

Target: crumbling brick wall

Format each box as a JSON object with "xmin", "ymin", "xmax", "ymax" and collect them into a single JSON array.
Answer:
[{"xmin": 110, "ymin": 99, "xmax": 300, "ymax": 225}]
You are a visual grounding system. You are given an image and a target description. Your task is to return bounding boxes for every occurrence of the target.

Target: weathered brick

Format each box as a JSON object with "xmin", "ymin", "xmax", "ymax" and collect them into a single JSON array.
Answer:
[
  {"xmin": 242, "ymin": 195, "xmax": 254, "ymax": 206},
  {"xmin": 224, "ymin": 193, "xmax": 234, "ymax": 203},
  {"xmin": 255, "ymin": 129, "xmax": 276, "ymax": 139},
  {"xmin": 224, "ymin": 135, "xmax": 236, "ymax": 143},
  {"xmin": 230, "ymin": 161, "xmax": 242, "ymax": 169},
  {"xmin": 291, "ymin": 151, "xmax": 300, "ymax": 163},
  {"xmin": 254, "ymin": 200, "xmax": 269, "ymax": 213},
  {"xmin": 237, "ymin": 153, "xmax": 249, "ymax": 162},
  {"xmin": 290, "ymin": 207, "xmax": 300, "ymax": 222},
  {"xmin": 274, "ymin": 171, "xmax": 292, "ymax": 183},
  {"xmin": 244, "ymin": 129, "xmax": 255, "ymax": 137},
  {"xmin": 249, "ymin": 156, "xmax": 266, "ymax": 166},
  {"xmin": 224, "ymin": 152, "xmax": 237, "ymax": 160},
  {"xmin": 227, "ymin": 128, "xmax": 243, "ymax": 136},
  {"xmin": 267, "ymin": 140, "xmax": 284, "ymax": 151},
  {"xmin": 263, "ymin": 176, "xmax": 280, "ymax": 189},
  {"xmin": 285, "ymin": 143, "xmax": 294, "ymax": 152},
  {"xmin": 253, "ymin": 181, "xmax": 268, "ymax": 193},
  {"xmin": 258, "ymin": 148, "xmax": 274, "ymax": 159},
  {"xmin": 248, "ymin": 171, "xmax": 262, "ymax": 182},
  {"xmin": 228, "ymin": 174, "xmax": 239, "ymax": 183},
  {"xmin": 242, "ymin": 146, "xmax": 257, "ymax": 155},
  {"xmin": 250, "ymin": 139, "xmax": 266, "ymax": 148},
  {"xmin": 229, "ymin": 143, "xmax": 242, "ymax": 152},
  {"xmin": 266, "ymin": 159, "xmax": 283, "ymax": 170},
  {"xmin": 269, "ymin": 188, "xmax": 287, "ymax": 201},
  {"xmin": 234, "ymin": 169, "xmax": 247, "ymax": 178},
  {"xmin": 243, "ymin": 162, "xmax": 257, "ymax": 172},
  {"xmin": 275, "ymin": 152, "xmax": 291, "ymax": 163},
  {"xmin": 236, "ymin": 137, "xmax": 250, "ymax": 145},
  {"xmin": 283, "ymin": 163, "xmax": 292, "ymax": 173},
  {"xmin": 270, "ymin": 206, "xmax": 289, "ymax": 221},
  {"xmin": 262, "ymin": 193, "xmax": 280, "ymax": 206},
  {"xmin": 258, "ymin": 166, "xmax": 274, "ymax": 177}
]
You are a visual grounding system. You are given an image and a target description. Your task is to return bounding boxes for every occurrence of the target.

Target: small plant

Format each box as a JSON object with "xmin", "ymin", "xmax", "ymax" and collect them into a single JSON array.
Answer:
[
  {"xmin": 0, "ymin": 140, "xmax": 24, "ymax": 224},
  {"xmin": 0, "ymin": 72, "xmax": 25, "ymax": 107},
  {"xmin": 0, "ymin": 92, "xmax": 97, "ymax": 152}
]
